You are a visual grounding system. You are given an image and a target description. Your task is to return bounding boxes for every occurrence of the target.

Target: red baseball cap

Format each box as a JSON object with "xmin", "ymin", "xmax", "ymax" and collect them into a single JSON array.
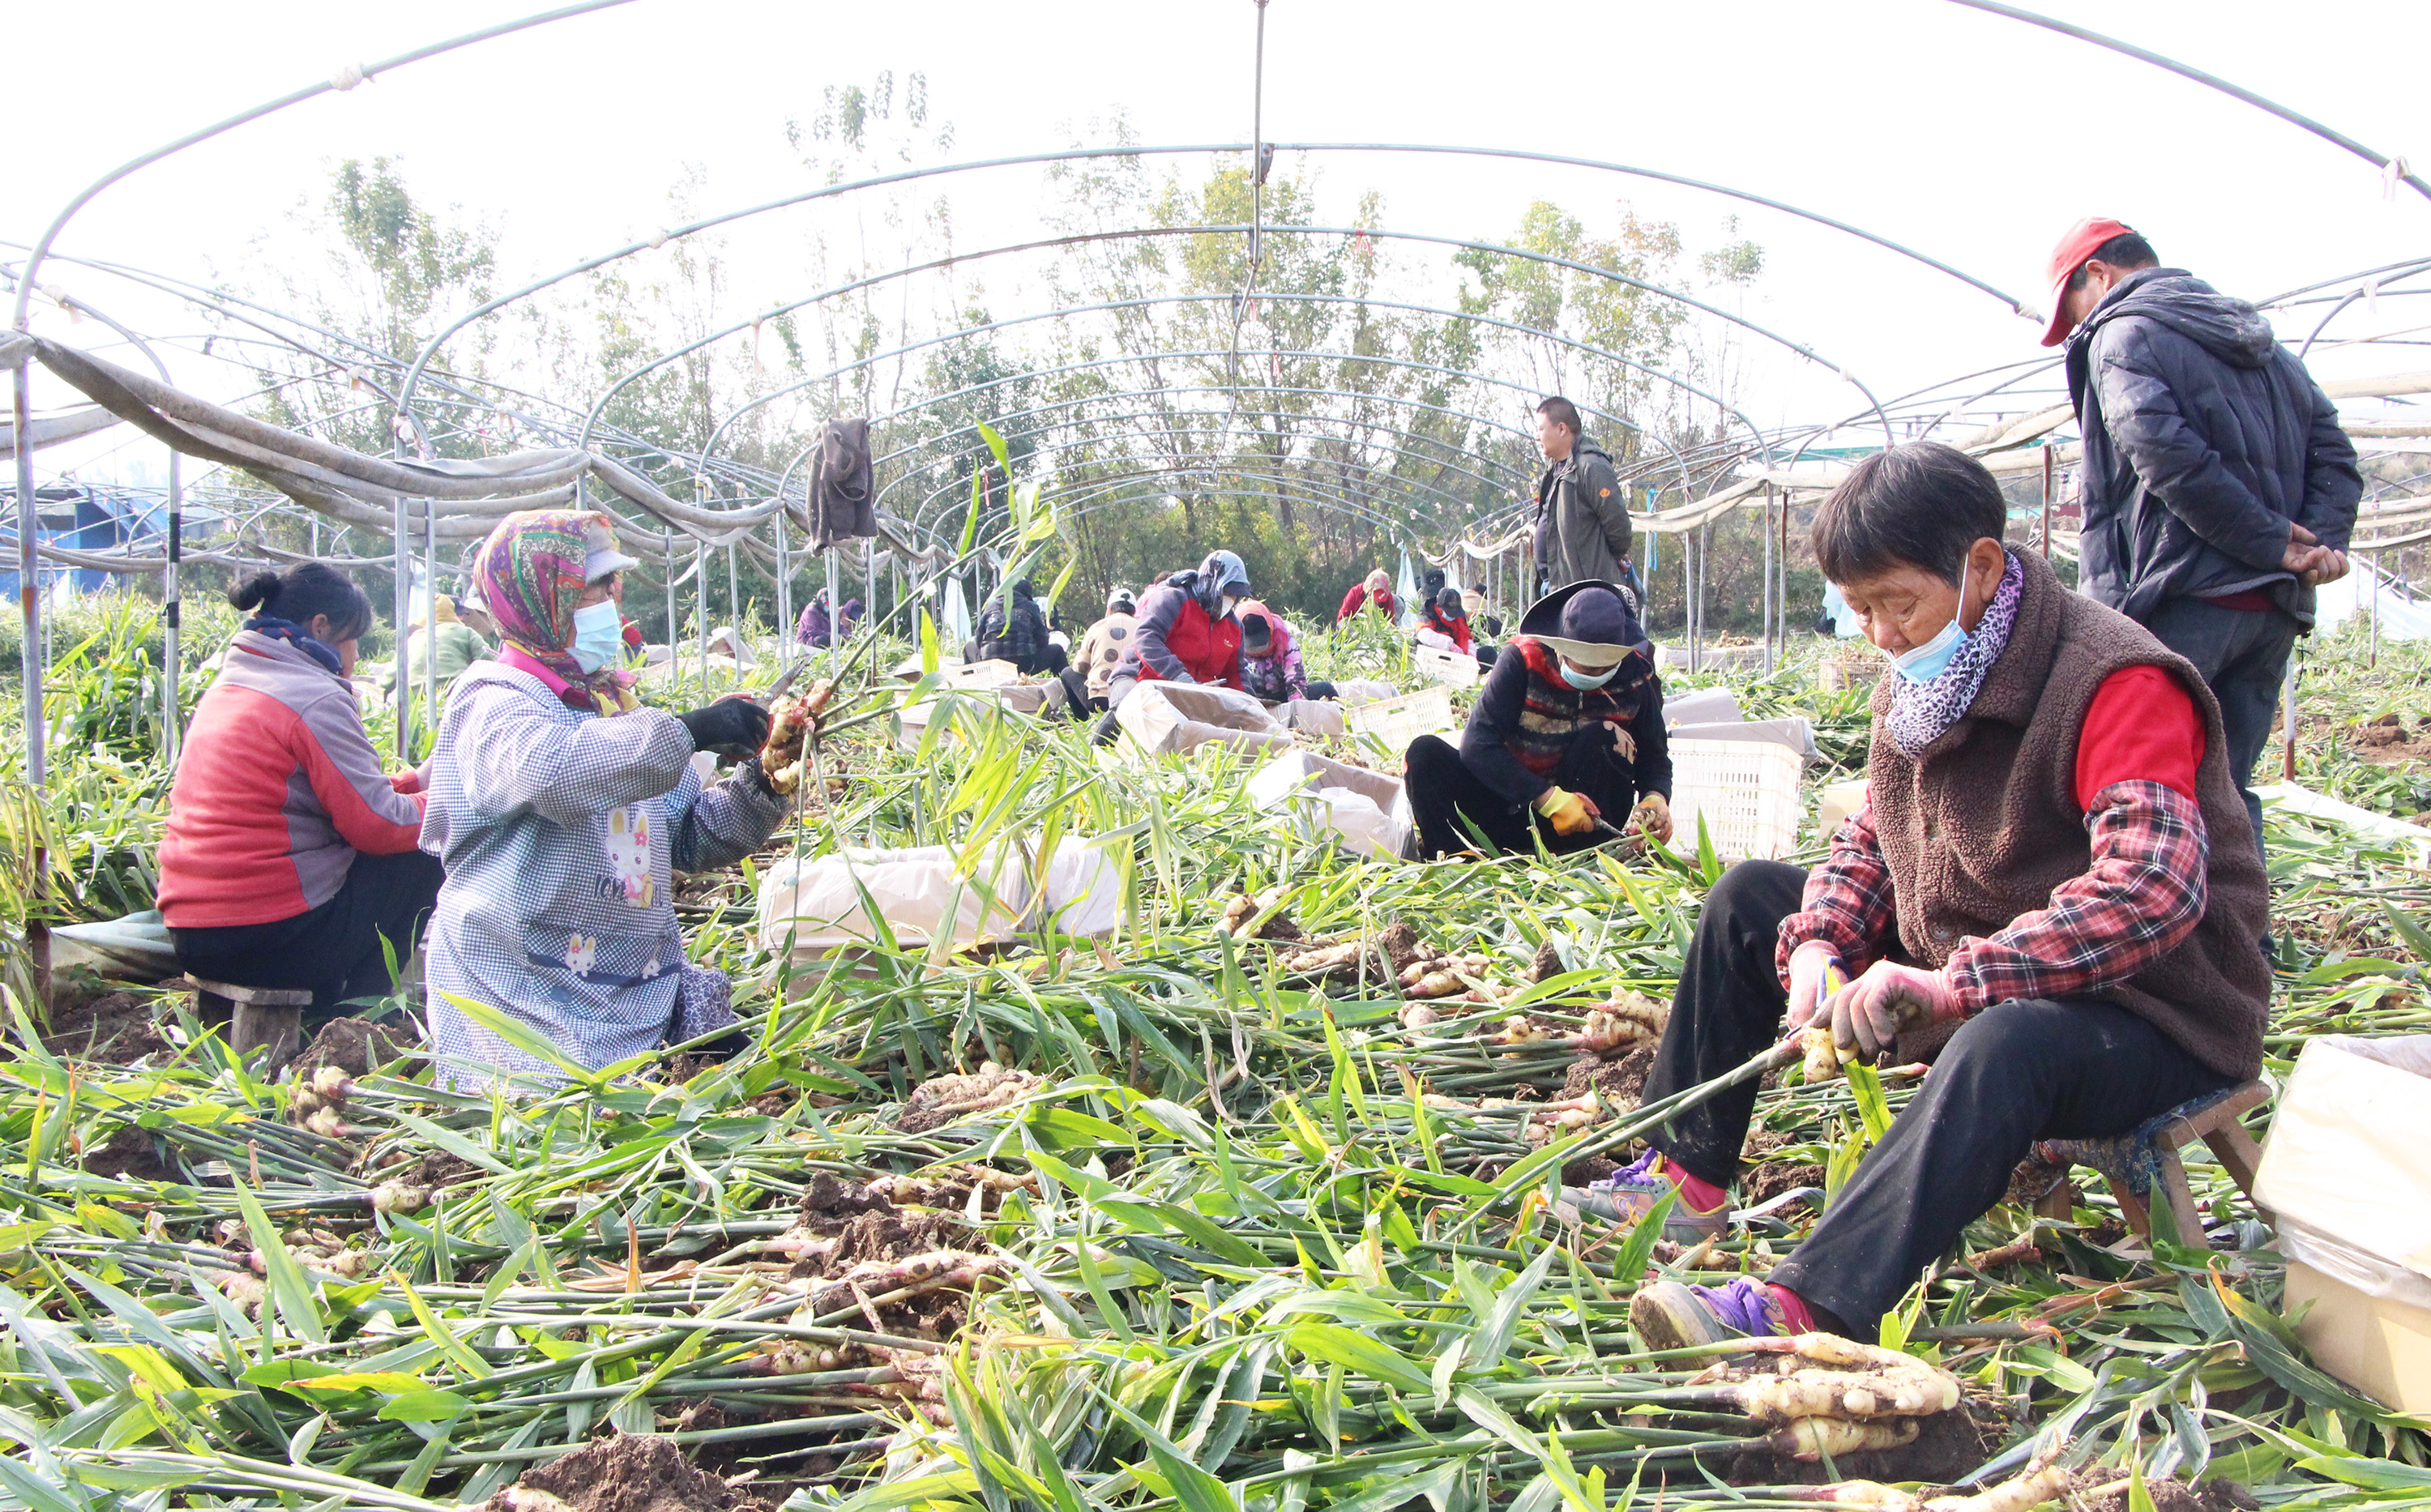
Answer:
[{"xmin": 2040, "ymin": 216, "xmax": 2138, "ymax": 347}]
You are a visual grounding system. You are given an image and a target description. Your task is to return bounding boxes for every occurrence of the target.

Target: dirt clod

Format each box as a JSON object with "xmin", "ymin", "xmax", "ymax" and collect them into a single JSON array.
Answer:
[
  {"xmin": 83, "ymin": 1122, "xmax": 174, "ymax": 1182},
  {"xmin": 1721, "ymin": 1398, "xmax": 2003, "ymax": 1489},
  {"xmin": 1528, "ymin": 938, "xmax": 1563, "ymax": 982},
  {"xmin": 1377, "ymin": 919, "xmax": 1425, "ymax": 972},
  {"xmin": 292, "ymin": 1015, "xmax": 417, "ymax": 1079},
  {"xmin": 1560, "ymin": 1044, "xmax": 1655, "ymax": 1106},
  {"xmin": 43, "ymin": 990, "xmax": 169, "ymax": 1063},
  {"xmin": 1744, "ymin": 1161, "xmax": 1823, "ymax": 1206},
  {"xmin": 798, "ymin": 1172, "xmax": 894, "ymax": 1224},
  {"xmin": 486, "ymin": 1431, "xmax": 771, "ymax": 1512},
  {"xmin": 2078, "ymin": 1476, "xmax": 2253, "ymax": 1512},
  {"xmin": 895, "ymin": 1069, "xmax": 1040, "ymax": 1133}
]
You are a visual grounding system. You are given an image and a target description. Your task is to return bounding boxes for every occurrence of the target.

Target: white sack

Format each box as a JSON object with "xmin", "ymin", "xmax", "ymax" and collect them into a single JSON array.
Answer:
[{"xmin": 2256, "ymin": 1034, "xmax": 2431, "ymax": 1311}]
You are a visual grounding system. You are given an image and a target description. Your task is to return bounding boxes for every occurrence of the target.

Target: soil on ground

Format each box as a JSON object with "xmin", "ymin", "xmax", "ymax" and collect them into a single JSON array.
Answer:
[
  {"xmin": 43, "ymin": 989, "xmax": 170, "ymax": 1062},
  {"xmin": 2078, "ymin": 1477, "xmax": 2258, "ymax": 1512},
  {"xmin": 1528, "ymin": 938, "xmax": 1563, "ymax": 982},
  {"xmin": 894, "ymin": 1068, "xmax": 1040, "ymax": 1133},
  {"xmin": 2346, "ymin": 714, "xmax": 2431, "ymax": 767},
  {"xmin": 83, "ymin": 1121, "xmax": 175, "ymax": 1181},
  {"xmin": 485, "ymin": 1431, "xmax": 773, "ymax": 1512},
  {"xmin": 1377, "ymin": 920, "xmax": 1426, "ymax": 972},
  {"xmin": 1560, "ymin": 1044, "xmax": 1656, "ymax": 1106},
  {"xmin": 292, "ymin": 1015, "xmax": 417, "ymax": 1079},
  {"xmin": 1718, "ymin": 1399, "xmax": 2005, "ymax": 1489},
  {"xmin": 1744, "ymin": 1161, "xmax": 1825, "ymax": 1206}
]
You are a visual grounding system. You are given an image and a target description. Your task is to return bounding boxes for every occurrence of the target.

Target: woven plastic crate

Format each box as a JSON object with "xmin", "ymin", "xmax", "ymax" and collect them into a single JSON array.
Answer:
[
  {"xmin": 1414, "ymin": 644, "xmax": 1480, "ymax": 688},
  {"xmin": 1347, "ymin": 686, "xmax": 1459, "ymax": 747},
  {"xmin": 1665, "ymin": 737, "xmax": 1803, "ymax": 862}
]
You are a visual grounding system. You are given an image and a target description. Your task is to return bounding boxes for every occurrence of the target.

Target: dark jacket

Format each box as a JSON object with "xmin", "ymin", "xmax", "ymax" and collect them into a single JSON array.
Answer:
[
  {"xmin": 1866, "ymin": 550, "xmax": 2269, "ymax": 1078},
  {"xmin": 1457, "ymin": 636, "xmax": 1670, "ymax": 809},
  {"xmin": 2066, "ymin": 267, "xmax": 2361, "ymax": 625},
  {"xmin": 1117, "ymin": 570, "xmax": 1245, "ymax": 690},
  {"xmin": 976, "ymin": 587, "xmax": 1053, "ymax": 675},
  {"xmin": 1533, "ymin": 435, "xmax": 1633, "ymax": 591}
]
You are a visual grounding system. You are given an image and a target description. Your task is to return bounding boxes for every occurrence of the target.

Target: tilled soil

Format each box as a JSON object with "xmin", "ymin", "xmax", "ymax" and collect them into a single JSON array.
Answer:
[
  {"xmin": 2078, "ymin": 1476, "xmax": 2258, "ymax": 1512},
  {"xmin": 83, "ymin": 1121, "xmax": 175, "ymax": 1181},
  {"xmin": 485, "ymin": 1431, "xmax": 772, "ymax": 1512},
  {"xmin": 44, "ymin": 990, "xmax": 170, "ymax": 1063},
  {"xmin": 1720, "ymin": 1399, "xmax": 2004, "ymax": 1489},
  {"xmin": 292, "ymin": 1015, "xmax": 417, "ymax": 1079},
  {"xmin": 1560, "ymin": 1044, "xmax": 1655, "ymax": 1105},
  {"xmin": 894, "ymin": 1068, "xmax": 1040, "ymax": 1133}
]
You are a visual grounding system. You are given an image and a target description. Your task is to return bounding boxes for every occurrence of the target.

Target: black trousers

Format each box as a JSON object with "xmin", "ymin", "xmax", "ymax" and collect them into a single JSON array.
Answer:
[
  {"xmin": 2138, "ymin": 596, "xmax": 2298, "ymax": 871},
  {"xmin": 173, "ymin": 849, "xmax": 446, "ymax": 1010},
  {"xmin": 1643, "ymin": 860, "xmax": 2233, "ymax": 1337},
  {"xmin": 1405, "ymin": 729, "xmax": 1636, "ymax": 857}
]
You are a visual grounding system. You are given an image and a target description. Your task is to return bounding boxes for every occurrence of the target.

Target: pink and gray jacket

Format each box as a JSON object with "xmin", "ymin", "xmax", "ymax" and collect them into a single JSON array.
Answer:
[{"xmin": 157, "ymin": 630, "xmax": 427, "ymax": 928}]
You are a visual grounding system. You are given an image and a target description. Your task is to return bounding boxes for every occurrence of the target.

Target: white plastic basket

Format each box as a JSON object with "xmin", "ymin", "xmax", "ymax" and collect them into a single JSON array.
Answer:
[
  {"xmin": 1347, "ymin": 686, "xmax": 1459, "ymax": 747},
  {"xmin": 1414, "ymin": 644, "xmax": 1480, "ymax": 688},
  {"xmin": 1665, "ymin": 737, "xmax": 1803, "ymax": 862}
]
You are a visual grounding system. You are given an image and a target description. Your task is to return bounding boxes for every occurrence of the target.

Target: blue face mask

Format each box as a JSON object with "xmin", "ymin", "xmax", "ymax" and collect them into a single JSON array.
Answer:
[
  {"xmin": 1558, "ymin": 659, "xmax": 1619, "ymax": 691},
  {"xmin": 1886, "ymin": 617, "xmax": 1967, "ymax": 683},
  {"xmin": 570, "ymin": 598, "xmax": 623, "ymax": 674}
]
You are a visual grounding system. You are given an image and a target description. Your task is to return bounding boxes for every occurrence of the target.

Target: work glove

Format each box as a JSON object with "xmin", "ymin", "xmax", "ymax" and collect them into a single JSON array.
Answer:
[
  {"xmin": 1826, "ymin": 960, "xmax": 1960, "ymax": 1065},
  {"xmin": 673, "ymin": 694, "xmax": 771, "ymax": 758},
  {"xmin": 1630, "ymin": 792, "xmax": 1673, "ymax": 845},
  {"xmin": 1782, "ymin": 940, "xmax": 1843, "ymax": 1032},
  {"xmin": 1533, "ymin": 786, "xmax": 1600, "ymax": 837}
]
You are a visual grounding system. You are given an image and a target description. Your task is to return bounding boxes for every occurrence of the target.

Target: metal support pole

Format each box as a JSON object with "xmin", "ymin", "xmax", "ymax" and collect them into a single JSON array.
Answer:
[
  {"xmin": 2040, "ymin": 447, "xmax": 2054, "ymax": 561},
  {"xmin": 662, "ymin": 527, "xmax": 676, "ymax": 667},
  {"xmin": 773, "ymin": 504, "xmax": 791, "ymax": 658},
  {"xmin": 725, "ymin": 541, "xmax": 740, "ymax": 686},
  {"xmin": 2371, "ymin": 549, "xmax": 2382, "ymax": 668},
  {"xmin": 828, "ymin": 546, "xmax": 842, "ymax": 672},
  {"xmin": 2281, "ymin": 649, "xmax": 2297, "ymax": 782},
  {"xmin": 392, "ymin": 494, "xmax": 411, "ymax": 759},
  {"xmin": 421, "ymin": 493, "xmax": 438, "ymax": 749},
  {"xmin": 694, "ymin": 537, "xmax": 709, "ymax": 691},
  {"xmin": 161, "ymin": 448, "xmax": 182, "ymax": 763},
  {"xmin": 14, "ymin": 361, "xmax": 41, "ymax": 787},
  {"xmin": 1762, "ymin": 485, "xmax": 1775, "ymax": 673}
]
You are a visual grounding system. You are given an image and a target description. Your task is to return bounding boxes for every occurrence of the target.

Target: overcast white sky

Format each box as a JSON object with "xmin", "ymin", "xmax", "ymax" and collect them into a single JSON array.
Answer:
[{"xmin": 12, "ymin": 0, "xmax": 2431, "ymax": 481}]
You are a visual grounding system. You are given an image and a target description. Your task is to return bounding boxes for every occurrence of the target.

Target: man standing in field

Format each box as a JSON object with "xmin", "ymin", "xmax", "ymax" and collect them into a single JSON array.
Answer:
[
  {"xmin": 1532, "ymin": 396, "xmax": 1635, "ymax": 604},
  {"xmin": 2044, "ymin": 218, "xmax": 2361, "ymax": 860}
]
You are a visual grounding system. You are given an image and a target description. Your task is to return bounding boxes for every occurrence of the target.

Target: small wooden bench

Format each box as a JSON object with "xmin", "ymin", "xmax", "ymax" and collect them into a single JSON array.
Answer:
[
  {"xmin": 183, "ymin": 976, "xmax": 312, "ymax": 1074},
  {"xmin": 2032, "ymin": 1079, "xmax": 2271, "ymax": 1246}
]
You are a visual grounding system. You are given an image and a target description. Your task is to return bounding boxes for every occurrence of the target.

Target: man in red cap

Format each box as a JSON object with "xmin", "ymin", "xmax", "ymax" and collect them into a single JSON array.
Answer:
[{"xmin": 2042, "ymin": 217, "xmax": 2360, "ymax": 865}]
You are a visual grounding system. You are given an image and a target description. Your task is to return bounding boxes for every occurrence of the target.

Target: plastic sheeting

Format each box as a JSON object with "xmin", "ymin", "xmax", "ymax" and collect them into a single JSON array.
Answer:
[
  {"xmin": 2315, "ymin": 560, "xmax": 2431, "ymax": 641},
  {"xmin": 2255, "ymin": 1034, "xmax": 2431, "ymax": 1313},
  {"xmin": 755, "ymin": 835, "xmax": 1124, "ymax": 959},
  {"xmin": 1245, "ymin": 750, "xmax": 1413, "ymax": 861}
]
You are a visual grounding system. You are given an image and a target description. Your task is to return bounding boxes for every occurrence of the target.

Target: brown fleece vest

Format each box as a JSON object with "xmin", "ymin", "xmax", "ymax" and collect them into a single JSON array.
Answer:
[{"xmin": 1866, "ymin": 550, "xmax": 2270, "ymax": 1078}]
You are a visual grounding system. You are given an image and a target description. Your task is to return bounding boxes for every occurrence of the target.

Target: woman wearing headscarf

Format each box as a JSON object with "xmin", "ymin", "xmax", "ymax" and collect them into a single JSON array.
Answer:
[
  {"xmin": 161, "ymin": 564, "xmax": 443, "ymax": 1012},
  {"xmin": 420, "ymin": 510, "xmax": 786, "ymax": 1091},
  {"xmin": 1336, "ymin": 568, "xmax": 1398, "ymax": 624},
  {"xmin": 1235, "ymin": 600, "xmax": 1336, "ymax": 703},
  {"xmin": 1403, "ymin": 580, "xmax": 1673, "ymax": 858}
]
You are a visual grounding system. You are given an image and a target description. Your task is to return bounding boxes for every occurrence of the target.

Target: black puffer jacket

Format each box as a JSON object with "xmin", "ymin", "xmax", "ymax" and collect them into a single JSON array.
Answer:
[
  {"xmin": 976, "ymin": 581, "xmax": 1053, "ymax": 674},
  {"xmin": 2065, "ymin": 267, "xmax": 2361, "ymax": 625}
]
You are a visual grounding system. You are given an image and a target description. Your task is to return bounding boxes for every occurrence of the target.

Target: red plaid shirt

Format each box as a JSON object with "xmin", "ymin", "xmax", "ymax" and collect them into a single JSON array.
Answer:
[{"xmin": 1776, "ymin": 666, "xmax": 2211, "ymax": 1010}]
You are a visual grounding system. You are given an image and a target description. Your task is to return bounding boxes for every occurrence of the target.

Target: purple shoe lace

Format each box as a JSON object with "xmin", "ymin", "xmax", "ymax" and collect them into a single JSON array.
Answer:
[
  {"xmin": 1597, "ymin": 1149, "xmax": 1664, "ymax": 1190},
  {"xmin": 1687, "ymin": 1277, "xmax": 1784, "ymax": 1339}
]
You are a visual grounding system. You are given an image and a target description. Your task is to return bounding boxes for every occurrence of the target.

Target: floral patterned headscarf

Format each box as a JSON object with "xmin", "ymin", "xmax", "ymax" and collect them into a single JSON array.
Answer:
[{"xmin": 472, "ymin": 509, "xmax": 637, "ymax": 715}]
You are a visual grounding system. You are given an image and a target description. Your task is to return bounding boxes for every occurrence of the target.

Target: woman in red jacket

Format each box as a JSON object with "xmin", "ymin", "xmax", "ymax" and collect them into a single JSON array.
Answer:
[
  {"xmin": 160, "ymin": 565, "xmax": 443, "ymax": 1012},
  {"xmin": 1337, "ymin": 568, "xmax": 1398, "ymax": 624},
  {"xmin": 1089, "ymin": 550, "xmax": 1251, "ymax": 745}
]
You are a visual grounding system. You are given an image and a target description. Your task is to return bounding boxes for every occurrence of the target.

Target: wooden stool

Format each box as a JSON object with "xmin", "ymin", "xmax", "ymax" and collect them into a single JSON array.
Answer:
[
  {"xmin": 184, "ymin": 976, "xmax": 312, "ymax": 1074},
  {"xmin": 2032, "ymin": 1079, "xmax": 2272, "ymax": 1246}
]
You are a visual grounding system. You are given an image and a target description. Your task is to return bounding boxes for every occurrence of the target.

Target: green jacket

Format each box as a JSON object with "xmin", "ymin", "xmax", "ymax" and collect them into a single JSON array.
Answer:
[{"xmin": 397, "ymin": 621, "xmax": 491, "ymax": 690}]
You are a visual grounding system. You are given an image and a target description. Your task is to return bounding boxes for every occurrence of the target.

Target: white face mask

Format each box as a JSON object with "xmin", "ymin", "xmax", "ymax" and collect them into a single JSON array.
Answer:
[
  {"xmin": 570, "ymin": 598, "xmax": 623, "ymax": 674},
  {"xmin": 1221, "ymin": 595, "xmax": 1241, "ymax": 617}
]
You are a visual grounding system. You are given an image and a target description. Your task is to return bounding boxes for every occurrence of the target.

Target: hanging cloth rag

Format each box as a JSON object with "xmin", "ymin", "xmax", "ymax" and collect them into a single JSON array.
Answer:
[{"xmin": 809, "ymin": 417, "xmax": 876, "ymax": 549}]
